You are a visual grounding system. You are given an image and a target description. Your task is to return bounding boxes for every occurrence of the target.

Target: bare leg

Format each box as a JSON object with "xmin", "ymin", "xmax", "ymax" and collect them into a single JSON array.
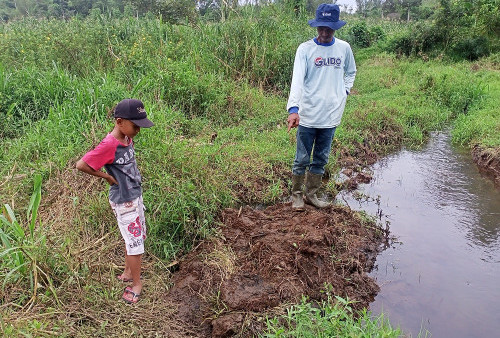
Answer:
[
  {"xmin": 118, "ymin": 246, "xmax": 132, "ymax": 280},
  {"xmin": 126, "ymin": 253, "xmax": 142, "ymax": 295}
]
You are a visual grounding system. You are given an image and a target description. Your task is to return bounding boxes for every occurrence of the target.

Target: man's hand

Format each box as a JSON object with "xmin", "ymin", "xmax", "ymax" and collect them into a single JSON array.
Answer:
[{"xmin": 287, "ymin": 113, "xmax": 300, "ymax": 132}]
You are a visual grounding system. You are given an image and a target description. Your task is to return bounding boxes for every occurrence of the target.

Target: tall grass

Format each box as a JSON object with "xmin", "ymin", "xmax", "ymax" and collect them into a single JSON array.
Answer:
[
  {"xmin": 0, "ymin": 6, "xmax": 493, "ymax": 260},
  {"xmin": 0, "ymin": 175, "xmax": 59, "ymax": 309},
  {"xmin": 452, "ymin": 56, "xmax": 500, "ymax": 147},
  {"xmin": 0, "ymin": 5, "xmax": 498, "ymax": 334}
]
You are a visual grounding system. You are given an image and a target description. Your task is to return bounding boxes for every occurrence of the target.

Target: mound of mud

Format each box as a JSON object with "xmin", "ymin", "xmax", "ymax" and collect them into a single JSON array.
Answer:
[
  {"xmin": 167, "ymin": 203, "xmax": 389, "ymax": 337},
  {"xmin": 472, "ymin": 145, "xmax": 500, "ymax": 187}
]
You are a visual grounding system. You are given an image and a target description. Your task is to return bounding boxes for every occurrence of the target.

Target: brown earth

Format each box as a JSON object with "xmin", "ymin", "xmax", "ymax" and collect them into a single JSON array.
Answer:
[
  {"xmin": 472, "ymin": 145, "xmax": 500, "ymax": 187},
  {"xmin": 163, "ymin": 140, "xmax": 388, "ymax": 337},
  {"xmin": 167, "ymin": 203, "xmax": 389, "ymax": 337}
]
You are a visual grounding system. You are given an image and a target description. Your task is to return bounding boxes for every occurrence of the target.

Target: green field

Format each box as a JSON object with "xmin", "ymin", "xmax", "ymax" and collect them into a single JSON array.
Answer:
[{"xmin": 1, "ymin": 2, "xmax": 498, "ymax": 336}]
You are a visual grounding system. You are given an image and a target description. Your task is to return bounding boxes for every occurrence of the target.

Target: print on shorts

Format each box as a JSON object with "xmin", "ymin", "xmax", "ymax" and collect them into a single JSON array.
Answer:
[
  {"xmin": 128, "ymin": 216, "xmax": 142, "ymax": 237},
  {"xmin": 110, "ymin": 196, "xmax": 146, "ymax": 255}
]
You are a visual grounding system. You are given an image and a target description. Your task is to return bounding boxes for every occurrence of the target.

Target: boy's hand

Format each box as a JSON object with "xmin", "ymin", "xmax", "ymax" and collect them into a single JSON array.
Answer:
[
  {"xmin": 105, "ymin": 174, "xmax": 118, "ymax": 186},
  {"xmin": 287, "ymin": 113, "xmax": 300, "ymax": 132},
  {"xmin": 76, "ymin": 159, "xmax": 118, "ymax": 185}
]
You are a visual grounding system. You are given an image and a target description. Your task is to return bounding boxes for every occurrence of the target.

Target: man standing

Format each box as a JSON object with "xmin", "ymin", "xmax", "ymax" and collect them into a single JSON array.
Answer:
[{"xmin": 287, "ymin": 3, "xmax": 356, "ymax": 210}]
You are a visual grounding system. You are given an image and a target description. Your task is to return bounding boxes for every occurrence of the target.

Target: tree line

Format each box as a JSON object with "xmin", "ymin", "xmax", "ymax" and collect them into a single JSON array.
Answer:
[
  {"xmin": 0, "ymin": 0, "xmax": 274, "ymax": 22},
  {"xmin": 1, "ymin": 0, "xmax": 498, "ymax": 61},
  {"xmin": 355, "ymin": 0, "xmax": 432, "ymax": 21},
  {"xmin": 0, "ymin": 0, "xmax": 201, "ymax": 22}
]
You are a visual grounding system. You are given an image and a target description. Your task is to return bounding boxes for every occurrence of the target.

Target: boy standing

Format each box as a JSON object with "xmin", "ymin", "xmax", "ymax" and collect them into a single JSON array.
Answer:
[{"xmin": 76, "ymin": 98, "xmax": 154, "ymax": 304}]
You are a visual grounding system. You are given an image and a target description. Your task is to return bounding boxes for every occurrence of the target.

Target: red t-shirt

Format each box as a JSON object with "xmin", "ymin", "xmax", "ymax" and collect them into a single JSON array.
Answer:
[{"xmin": 82, "ymin": 133, "xmax": 142, "ymax": 203}]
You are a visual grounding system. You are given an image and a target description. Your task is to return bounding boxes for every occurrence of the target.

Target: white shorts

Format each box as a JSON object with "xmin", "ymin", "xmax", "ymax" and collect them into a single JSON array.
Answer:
[{"xmin": 110, "ymin": 196, "xmax": 146, "ymax": 255}]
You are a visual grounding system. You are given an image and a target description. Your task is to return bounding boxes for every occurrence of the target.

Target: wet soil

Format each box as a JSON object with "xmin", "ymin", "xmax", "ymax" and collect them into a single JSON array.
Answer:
[
  {"xmin": 472, "ymin": 144, "xmax": 500, "ymax": 187},
  {"xmin": 167, "ymin": 203, "xmax": 389, "ymax": 337}
]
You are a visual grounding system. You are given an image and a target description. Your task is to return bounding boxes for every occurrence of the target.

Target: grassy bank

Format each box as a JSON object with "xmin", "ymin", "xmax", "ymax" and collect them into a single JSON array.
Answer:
[
  {"xmin": 452, "ymin": 56, "xmax": 500, "ymax": 147},
  {"xmin": 1, "ymin": 7, "xmax": 498, "ymax": 336}
]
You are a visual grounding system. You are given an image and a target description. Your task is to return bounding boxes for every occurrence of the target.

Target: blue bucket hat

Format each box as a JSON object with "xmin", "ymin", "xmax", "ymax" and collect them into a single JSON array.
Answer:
[{"xmin": 308, "ymin": 3, "xmax": 346, "ymax": 30}]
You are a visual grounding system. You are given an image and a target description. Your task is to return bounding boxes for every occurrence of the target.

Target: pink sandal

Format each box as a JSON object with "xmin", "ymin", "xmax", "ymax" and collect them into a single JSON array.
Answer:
[{"xmin": 122, "ymin": 287, "xmax": 141, "ymax": 304}]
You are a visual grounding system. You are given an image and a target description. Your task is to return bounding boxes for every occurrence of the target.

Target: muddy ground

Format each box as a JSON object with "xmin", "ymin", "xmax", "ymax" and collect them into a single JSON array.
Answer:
[
  {"xmin": 472, "ymin": 145, "xmax": 500, "ymax": 187},
  {"xmin": 167, "ymin": 203, "xmax": 389, "ymax": 337},
  {"xmin": 163, "ymin": 142, "xmax": 387, "ymax": 337}
]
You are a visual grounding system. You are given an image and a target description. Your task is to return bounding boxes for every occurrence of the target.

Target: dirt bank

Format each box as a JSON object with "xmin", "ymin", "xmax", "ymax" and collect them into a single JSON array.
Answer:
[
  {"xmin": 472, "ymin": 145, "xmax": 500, "ymax": 187},
  {"xmin": 167, "ymin": 203, "xmax": 389, "ymax": 337}
]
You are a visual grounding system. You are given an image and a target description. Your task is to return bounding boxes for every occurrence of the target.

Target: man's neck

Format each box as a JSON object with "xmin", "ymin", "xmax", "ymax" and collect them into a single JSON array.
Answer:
[{"xmin": 314, "ymin": 37, "xmax": 335, "ymax": 46}]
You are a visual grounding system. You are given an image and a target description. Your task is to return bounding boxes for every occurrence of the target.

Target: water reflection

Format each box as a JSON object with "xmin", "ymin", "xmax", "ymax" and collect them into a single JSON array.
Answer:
[
  {"xmin": 425, "ymin": 134, "xmax": 499, "ymax": 250},
  {"xmin": 337, "ymin": 131, "xmax": 500, "ymax": 337}
]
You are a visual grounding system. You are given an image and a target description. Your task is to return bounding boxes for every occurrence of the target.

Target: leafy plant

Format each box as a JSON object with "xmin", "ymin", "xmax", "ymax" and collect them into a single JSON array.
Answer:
[
  {"xmin": 0, "ymin": 174, "xmax": 59, "ymax": 308},
  {"xmin": 350, "ymin": 21, "xmax": 372, "ymax": 48}
]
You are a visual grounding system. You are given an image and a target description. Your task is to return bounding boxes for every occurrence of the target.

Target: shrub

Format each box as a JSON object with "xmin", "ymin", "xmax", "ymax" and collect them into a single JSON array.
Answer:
[
  {"xmin": 348, "ymin": 22, "xmax": 386, "ymax": 48},
  {"xmin": 370, "ymin": 25, "xmax": 385, "ymax": 43},
  {"xmin": 350, "ymin": 21, "xmax": 371, "ymax": 48},
  {"xmin": 385, "ymin": 30, "xmax": 415, "ymax": 56},
  {"xmin": 452, "ymin": 36, "xmax": 490, "ymax": 61}
]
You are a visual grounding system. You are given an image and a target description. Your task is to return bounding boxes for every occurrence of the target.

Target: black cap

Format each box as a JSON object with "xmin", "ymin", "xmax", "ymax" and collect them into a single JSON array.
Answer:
[{"xmin": 114, "ymin": 99, "xmax": 154, "ymax": 128}]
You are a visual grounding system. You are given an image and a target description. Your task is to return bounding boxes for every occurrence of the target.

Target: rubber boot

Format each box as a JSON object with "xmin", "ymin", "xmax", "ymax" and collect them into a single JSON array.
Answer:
[
  {"xmin": 304, "ymin": 172, "xmax": 330, "ymax": 208},
  {"xmin": 291, "ymin": 174, "xmax": 305, "ymax": 211}
]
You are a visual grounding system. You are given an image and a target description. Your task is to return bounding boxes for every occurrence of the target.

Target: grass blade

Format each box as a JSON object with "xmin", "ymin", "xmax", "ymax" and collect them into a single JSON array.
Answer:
[
  {"xmin": 2, "ymin": 205, "xmax": 25, "ymax": 240},
  {"xmin": 2, "ymin": 261, "xmax": 28, "ymax": 290},
  {"xmin": 27, "ymin": 174, "xmax": 42, "ymax": 238}
]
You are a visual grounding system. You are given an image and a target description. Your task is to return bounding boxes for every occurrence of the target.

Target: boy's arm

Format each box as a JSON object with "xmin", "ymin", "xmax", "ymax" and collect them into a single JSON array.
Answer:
[{"xmin": 76, "ymin": 159, "xmax": 118, "ymax": 186}]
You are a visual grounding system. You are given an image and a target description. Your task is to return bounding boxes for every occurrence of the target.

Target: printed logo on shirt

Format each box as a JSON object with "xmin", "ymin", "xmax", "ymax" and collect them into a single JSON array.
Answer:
[
  {"xmin": 115, "ymin": 148, "xmax": 135, "ymax": 164},
  {"xmin": 314, "ymin": 57, "xmax": 342, "ymax": 68}
]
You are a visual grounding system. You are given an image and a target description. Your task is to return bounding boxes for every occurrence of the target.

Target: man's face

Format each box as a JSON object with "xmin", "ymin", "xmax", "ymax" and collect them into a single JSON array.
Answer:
[{"xmin": 317, "ymin": 26, "xmax": 335, "ymax": 44}]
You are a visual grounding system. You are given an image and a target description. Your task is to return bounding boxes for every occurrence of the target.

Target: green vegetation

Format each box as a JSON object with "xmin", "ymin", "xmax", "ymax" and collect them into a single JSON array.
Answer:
[
  {"xmin": 0, "ymin": 0, "xmax": 498, "ymax": 335},
  {"xmin": 452, "ymin": 56, "xmax": 500, "ymax": 147},
  {"xmin": 0, "ymin": 174, "xmax": 60, "ymax": 309},
  {"xmin": 263, "ymin": 294, "xmax": 400, "ymax": 337}
]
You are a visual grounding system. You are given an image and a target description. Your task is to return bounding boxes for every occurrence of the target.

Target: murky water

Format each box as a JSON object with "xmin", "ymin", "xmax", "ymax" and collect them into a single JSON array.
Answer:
[{"xmin": 337, "ymin": 131, "xmax": 500, "ymax": 337}]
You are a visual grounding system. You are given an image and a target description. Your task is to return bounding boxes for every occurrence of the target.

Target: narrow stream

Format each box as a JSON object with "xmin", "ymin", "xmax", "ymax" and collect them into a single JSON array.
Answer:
[{"xmin": 337, "ymin": 131, "xmax": 500, "ymax": 337}]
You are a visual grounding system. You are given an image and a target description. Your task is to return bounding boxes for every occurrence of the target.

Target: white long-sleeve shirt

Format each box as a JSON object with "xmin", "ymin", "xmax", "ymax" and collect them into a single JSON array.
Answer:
[{"xmin": 287, "ymin": 37, "xmax": 356, "ymax": 128}]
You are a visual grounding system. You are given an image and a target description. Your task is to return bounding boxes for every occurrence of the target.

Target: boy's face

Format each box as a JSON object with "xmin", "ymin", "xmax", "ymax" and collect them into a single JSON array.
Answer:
[
  {"xmin": 317, "ymin": 26, "xmax": 335, "ymax": 44},
  {"xmin": 117, "ymin": 118, "xmax": 140, "ymax": 138}
]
